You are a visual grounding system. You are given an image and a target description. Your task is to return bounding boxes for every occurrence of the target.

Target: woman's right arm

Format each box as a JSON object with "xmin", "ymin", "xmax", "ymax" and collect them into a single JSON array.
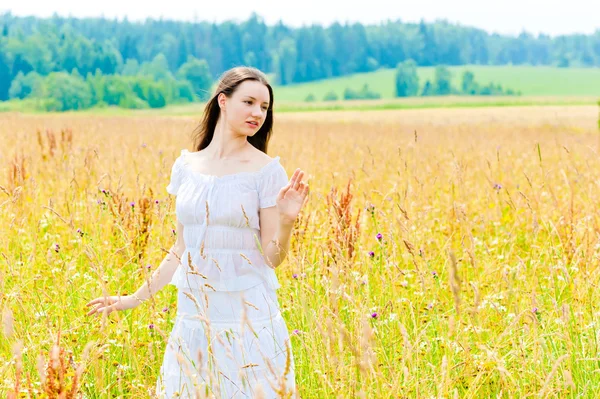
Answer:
[
  {"xmin": 132, "ymin": 218, "xmax": 185, "ymax": 302},
  {"xmin": 86, "ymin": 219, "xmax": 185, "ymax": 316}
]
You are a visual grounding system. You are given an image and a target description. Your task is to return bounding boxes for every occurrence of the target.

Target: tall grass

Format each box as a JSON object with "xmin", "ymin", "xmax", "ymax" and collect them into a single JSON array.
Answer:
[{"xmin": 1, "ymin": 105, "xmax": 600, "ymax": 397}]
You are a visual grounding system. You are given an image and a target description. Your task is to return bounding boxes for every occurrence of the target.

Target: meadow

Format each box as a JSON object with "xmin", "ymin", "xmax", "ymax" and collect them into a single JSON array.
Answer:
[
  {"xmin": 1, "ymin": 104, "xmax": 600, "ymax": 397},
  {"xmin": 273, "ymin": 65, "xmax": 600, "ymax": 101}
]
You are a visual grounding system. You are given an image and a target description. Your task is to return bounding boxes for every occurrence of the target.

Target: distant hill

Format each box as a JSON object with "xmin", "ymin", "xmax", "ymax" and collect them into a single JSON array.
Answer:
[{"xmin": 273, "ymin": 66, "xmax": 600, "ymax": 101}]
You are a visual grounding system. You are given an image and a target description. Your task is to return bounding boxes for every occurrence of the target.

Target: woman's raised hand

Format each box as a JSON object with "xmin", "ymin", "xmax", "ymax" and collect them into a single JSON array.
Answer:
[
  {"xmin": 276, "ymin": 168, "xmax": 309, "ymax": 225},
  {"xmin": 85, "ymin": 294, "xmax": 140, "ymax": 317}
]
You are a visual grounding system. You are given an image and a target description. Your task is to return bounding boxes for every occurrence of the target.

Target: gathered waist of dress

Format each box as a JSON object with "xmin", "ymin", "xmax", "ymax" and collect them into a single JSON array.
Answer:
[{"xmin": 183, "ymin": 224, "xmax": 262, "ymax": 251}]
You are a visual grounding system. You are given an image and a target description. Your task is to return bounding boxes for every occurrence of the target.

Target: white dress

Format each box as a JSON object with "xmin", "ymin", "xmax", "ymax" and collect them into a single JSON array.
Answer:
[{"xmin": 155, "ymin": 149, "xmax": 297, "ymax": 398}]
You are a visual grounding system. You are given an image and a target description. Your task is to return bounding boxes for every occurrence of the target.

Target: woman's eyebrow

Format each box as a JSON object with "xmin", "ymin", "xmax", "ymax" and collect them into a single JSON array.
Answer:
[{"xmin": 246, "ymin": 96, "xmax": 269, "ymax": 104}]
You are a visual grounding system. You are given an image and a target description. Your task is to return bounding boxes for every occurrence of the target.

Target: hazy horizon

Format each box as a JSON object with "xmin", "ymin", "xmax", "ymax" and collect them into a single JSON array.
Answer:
[{"xmin": 2, "ymin": 0, "xmax": 599, "ymax": 38}]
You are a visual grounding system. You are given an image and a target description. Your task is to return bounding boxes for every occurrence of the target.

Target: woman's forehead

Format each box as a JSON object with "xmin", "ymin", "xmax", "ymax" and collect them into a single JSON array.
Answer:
[{"xmin": 235, "ymin": 81, "xmax": 270, "ymax": 101}]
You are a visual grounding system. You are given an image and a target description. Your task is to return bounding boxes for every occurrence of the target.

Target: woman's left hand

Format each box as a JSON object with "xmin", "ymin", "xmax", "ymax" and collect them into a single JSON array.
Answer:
[{"xmin": 276, "ymin": 168, "xmax": 309, "ymax": 225}]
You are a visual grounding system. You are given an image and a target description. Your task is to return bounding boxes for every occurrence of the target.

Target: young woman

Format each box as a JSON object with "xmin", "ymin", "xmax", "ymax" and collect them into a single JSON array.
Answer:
[{"xmin": 86, "ymin": 66, "xmax": 309, "ymax": 398}]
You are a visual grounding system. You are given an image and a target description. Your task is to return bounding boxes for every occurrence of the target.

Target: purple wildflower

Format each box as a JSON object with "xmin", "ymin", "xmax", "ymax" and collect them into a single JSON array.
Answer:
[
  {"xmin": 371, "ymin": 312, "xmax": 378, "ymax": 319},
  {"xmin": 155, "ymin": 199, "xmax": 159, "ymax": 204},
  {"xmin": 368, "ymin": 251, "xmax": 375, "ymax": 258},
  {"xmin": 376, "ymin": 233, "xmax": 383, "ymax": 241},
  {"xmin": 130, "ymin": 201, "xmax": 135, "ymax": 208},
  {"xmin": 162, "ymin": 306, "xmax": 169, "ymax": 313},
  {"xmin": 148, "ymin": 323, "xmax": 155, "ymax": 329},
  {"xmin": 141, "ymin": 143, "xmax": 147, "ymax": 148},
  {"xmin": 147, "ymin": 264, "xmax": 152, "ymax": 270},
  {"xmin": 432, "ymin": 271, "xmax": 438, "ymax": 278},
  {"xmin": 532, "ymin": 307, "xmax": 538, "ymax": 314},
  {"xmin": 292, "ymin": 273, "xmax": 298, "ymax": 279},
  {"xmin": 292, "ymin": 329, "xmax": 300, "ymax": 335},
  {"xmin": 53, "ymin": 243, "xmax": 60, "ymax": 253},
  {"xmin": 76, "ymin": 228, "xmax": 84, "ymax": 237},
  {"xmin": 493, "ymin": 183, "xmax": 502, "ymax": 191}
]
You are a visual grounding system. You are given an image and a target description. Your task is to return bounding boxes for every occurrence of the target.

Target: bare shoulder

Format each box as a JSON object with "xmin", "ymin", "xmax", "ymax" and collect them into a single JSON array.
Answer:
[{"xmin": 247, "ymin": 148, "xmax": 278, "ymax": 169}]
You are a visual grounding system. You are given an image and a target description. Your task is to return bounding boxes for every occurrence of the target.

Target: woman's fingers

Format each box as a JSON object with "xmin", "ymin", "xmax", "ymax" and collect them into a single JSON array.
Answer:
[
  {"xmin": 86, "ymin": 296, "xmax": 117, "ymax": 316},
  {"xmin": 291, "ymin": 168, "xmax": 302, "ymax": 186},
  {"xmin": 295, "ymin": 173, "xmax": 304, "ymax": 191},
  {"xmin": 86, "ymin": 296, "xmax": 112, "ymax": 307}
]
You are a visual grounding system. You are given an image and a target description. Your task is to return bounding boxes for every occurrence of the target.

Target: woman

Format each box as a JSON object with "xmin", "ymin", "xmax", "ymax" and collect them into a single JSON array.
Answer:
[{"xmin": 86, "ymin": 66, "xmax": 309, "ymax": 398}]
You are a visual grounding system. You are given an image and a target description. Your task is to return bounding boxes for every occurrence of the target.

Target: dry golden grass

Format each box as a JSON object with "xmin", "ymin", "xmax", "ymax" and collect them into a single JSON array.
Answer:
[{"xmin": 1, "ymin": 105, "xmax": 600, "ymax": 398}]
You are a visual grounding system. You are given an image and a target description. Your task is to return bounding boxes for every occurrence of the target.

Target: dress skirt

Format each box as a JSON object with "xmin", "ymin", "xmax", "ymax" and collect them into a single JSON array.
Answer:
[{"xmin": 155, "ymin": 281, "xmax": 297, "ymax": 398}]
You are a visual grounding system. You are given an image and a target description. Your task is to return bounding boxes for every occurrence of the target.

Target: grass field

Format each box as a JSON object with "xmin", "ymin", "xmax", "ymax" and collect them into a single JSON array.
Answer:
[
  {"xmin": 2, "ymin": 95, "xmax": 596, "ymax": 117},
  {"xmin": 274, "ymin": 65, "xmax": 600, "ymax": 101},
  {"xmin": 2, "ymin": 105, "xmax": 600, "ymax": 397}
]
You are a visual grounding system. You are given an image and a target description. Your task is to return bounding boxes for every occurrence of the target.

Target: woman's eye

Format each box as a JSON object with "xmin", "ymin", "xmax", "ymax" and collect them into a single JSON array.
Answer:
[{"xmin": 245, "ymin": 100, "xmax": 252, "ymax": 104}]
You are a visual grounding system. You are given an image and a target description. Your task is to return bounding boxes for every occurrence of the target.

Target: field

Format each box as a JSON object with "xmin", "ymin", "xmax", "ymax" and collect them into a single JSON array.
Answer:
[
  {"xmin": 273, "ymin": 66, "xmax": 600, "ymax": 101},
  {"xmin": 1, "ymin": 104, "xmax": 600, "ymax": 397}
]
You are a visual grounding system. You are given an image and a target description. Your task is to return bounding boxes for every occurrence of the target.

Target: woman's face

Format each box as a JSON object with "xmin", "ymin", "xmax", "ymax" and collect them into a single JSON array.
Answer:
[{"xmin": 221, "ymin": 80, "xmax": 270, "ymax": 136}]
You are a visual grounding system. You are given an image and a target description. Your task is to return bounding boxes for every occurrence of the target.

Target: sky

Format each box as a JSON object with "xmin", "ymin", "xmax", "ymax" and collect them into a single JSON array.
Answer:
[{"xmin": 2, "ymin": 0, "xmax": 598, "ymax": 37}]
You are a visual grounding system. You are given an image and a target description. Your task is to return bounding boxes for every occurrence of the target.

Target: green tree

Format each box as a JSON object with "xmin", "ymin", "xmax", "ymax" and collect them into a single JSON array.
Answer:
[
  {"xmin": 461, "ymin": 70, "xmax": 478, "ymax": 94},
  {"xmin": 0, "ymin": 40, "xmax": 11, "ymax": 100},
  {"xmin": 42, "ymin": 72, "xmax": 93, "ymax": 111},
  {"xmin": 276, "ymin": 37, "xmax": 297, "ymax": 85},
  {"xmin": 421, "ymin": 80, "xmax": 434, "ymax": 96},
  {"xmin": 433, "ymin": 65, "xmax": 452, "ymax": 95},
  {"xmin": 395, "ymin": 59, "xmax": 419, "ymax": 97},
  {"xmin": 176, "ymin": 57, "xmax": 213, "ymax": 101},
  {"xmin": 9, "ymin": 71, "xmax": 43, "ymax": 99},
  {"xmin": 323, "ymin": 91, "xmax": 338, "ymax": 101}
]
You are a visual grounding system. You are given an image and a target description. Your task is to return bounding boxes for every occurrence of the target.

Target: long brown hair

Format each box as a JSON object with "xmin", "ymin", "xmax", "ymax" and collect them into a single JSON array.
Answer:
[{"xmin": 192, "ymin": 66, "xmax": 275, "ymax": 153}]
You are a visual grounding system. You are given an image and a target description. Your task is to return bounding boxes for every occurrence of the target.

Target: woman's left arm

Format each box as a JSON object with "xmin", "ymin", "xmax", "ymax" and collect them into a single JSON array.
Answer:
[{"xmin": 259, "ymin": 168, "xmax": 309, "ymax": 269}]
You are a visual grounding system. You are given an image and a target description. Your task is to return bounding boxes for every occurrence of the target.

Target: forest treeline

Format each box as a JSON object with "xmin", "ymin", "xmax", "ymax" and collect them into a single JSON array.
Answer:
[{"xmin": 0, "ymin": 12, "xmax": 598, "ymax": 110}]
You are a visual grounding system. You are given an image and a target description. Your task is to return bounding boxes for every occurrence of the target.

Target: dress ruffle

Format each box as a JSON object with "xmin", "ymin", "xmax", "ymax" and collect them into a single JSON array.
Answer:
[{"xmin": 155, "ymin": 284, "xmax": 297, "ymax": 398}]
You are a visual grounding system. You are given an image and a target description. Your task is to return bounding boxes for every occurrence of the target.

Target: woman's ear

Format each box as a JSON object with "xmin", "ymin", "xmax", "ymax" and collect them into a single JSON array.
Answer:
[{"xmin": 218, "ymin": 93, "xmax": 226, "ymax": 111}]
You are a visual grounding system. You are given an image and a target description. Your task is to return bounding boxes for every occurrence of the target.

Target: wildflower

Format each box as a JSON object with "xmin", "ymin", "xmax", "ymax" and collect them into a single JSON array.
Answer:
[
  {"xmin": 292, "ymin": 273, "xmax": 298, "ymax": 279},
  {"xmin": 149, "ymin": 323, "xmax": 155, "ymax": 329},
  {"xmin": 532, "ymin": 307, "xmax": 538, "ymax": 314},
  {"xmin": 172, "ymin": 229, "xmax": 176, "ymax": 235},
  {"xmin": 432, "ymin": 271, "xmax": 438, "ymax": 278},
  {"xmin": 493, "ymin": 183, "xmax": 502, "ymax": 191},
  {"xmin": 147, "ymin": 265, "xmax": 152, "ymax": 270},
  {"xmin": 155, "ymin": 199, "xmax": 159, "ymax": 204},
  {"xmin": 376, "ymin": 233, "xmax": 383, "ymax": 241},
  {"xmin": 366, "ymin": 203, "xmax": 375, "ymax": 214},
  {"xmin": 371, "ymin": 312, "xmax": 378, "ymax": 319},
  {"xmin": 162, "ymin": 307, "xmax": 169, "ymax": 313},
  {"xmin": 53, "ymin": 243, "xmax": 60, "ymax": 253},
  {"xmin": 130, "ymin": 201, "xmax": 135, "ymax": 208},
  {"xmin": 292, "ymin": 329, "xmax": 300, "ymax": 335},
  {"xmin": 427, "ymin": 302, "xmax": 434, "ymax": 310},
  {"xmin": 368, "ymin": 251, "xmax": 375, "ymax": 258},
  {"xmin": 141, "ymin": 143, "xmax": 147, "ymax": 148}
]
